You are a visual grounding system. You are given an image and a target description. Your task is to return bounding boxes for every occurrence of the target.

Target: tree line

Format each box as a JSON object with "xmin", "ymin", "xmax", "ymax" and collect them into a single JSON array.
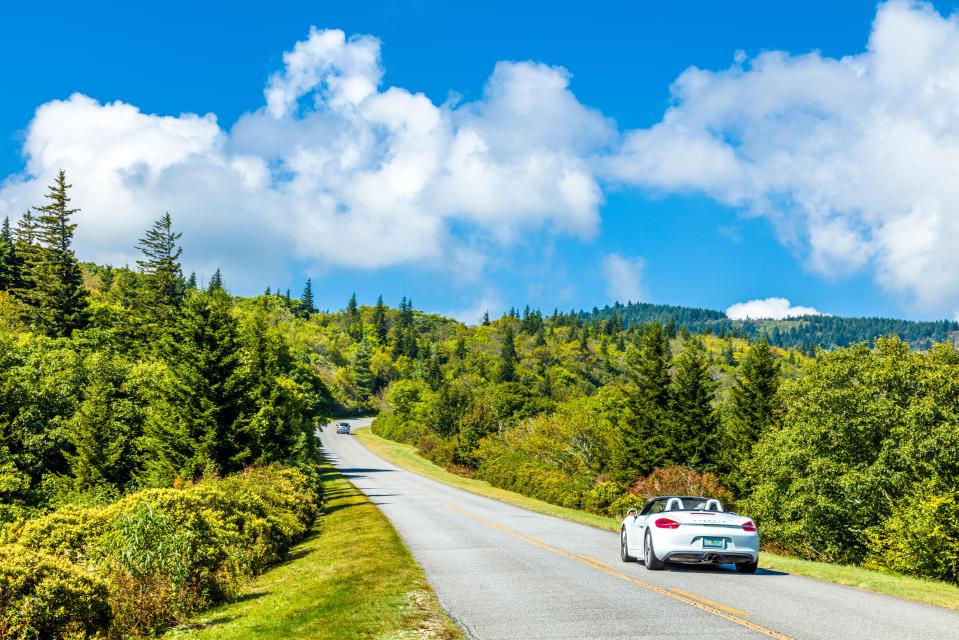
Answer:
[{"xmin": 0, "ymin": 172, "xmax": 330, "ymax": 520}]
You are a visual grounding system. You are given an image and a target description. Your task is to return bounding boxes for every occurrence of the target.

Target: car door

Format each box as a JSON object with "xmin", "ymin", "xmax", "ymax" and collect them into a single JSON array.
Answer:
[{"xmin": 629, "ymin": 498, "xmax": 665, "ymax": 553}]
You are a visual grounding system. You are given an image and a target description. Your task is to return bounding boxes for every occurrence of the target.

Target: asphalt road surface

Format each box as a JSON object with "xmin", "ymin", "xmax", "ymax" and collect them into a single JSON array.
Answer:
[{"xmin": 320, "ymin": 419, "xmax": 958, "ymax": 640}]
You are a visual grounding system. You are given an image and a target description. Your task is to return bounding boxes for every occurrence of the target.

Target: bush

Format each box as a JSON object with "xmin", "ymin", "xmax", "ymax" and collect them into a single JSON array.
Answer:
[
  {"xmin": 12, "ymin": 506, "xmax": 112, "ymax": 564},
  {"xmin": 581, "ymin": 481, "xmax": 625, "ymax": 516},
  {"xmin": 865, "ymin": 483, "xmax": 959, "ymax": 583},
  {"xmin": 627, "ymin": 465, "xmax": 733, "ymax": 506},
  {"xmin": 0, "ymin": 545, "xmax": 112, "ymax": 639},
  {"xmin": 6, "ymin": 464, "xmax": 321, "ymax": 638}
]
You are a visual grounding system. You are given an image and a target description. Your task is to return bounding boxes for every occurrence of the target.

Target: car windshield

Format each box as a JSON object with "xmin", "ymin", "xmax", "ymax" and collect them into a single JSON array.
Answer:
[{"xmin": 644, "ymin": 497, "xmax": 721, "ymax": 514}]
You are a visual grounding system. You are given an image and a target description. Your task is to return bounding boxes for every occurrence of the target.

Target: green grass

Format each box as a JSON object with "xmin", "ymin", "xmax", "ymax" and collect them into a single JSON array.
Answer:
[
  {"xmin": 167, "ymin": 461, "xmax": 464, "ymax": 640},
  {"xmin": 354, "ymin": 426, "xmax": 959, "ymax": 612}
]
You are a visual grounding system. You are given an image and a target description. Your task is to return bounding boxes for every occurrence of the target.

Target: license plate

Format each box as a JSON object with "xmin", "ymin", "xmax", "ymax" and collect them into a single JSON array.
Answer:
[{"xmin": 702, "ymin": 537, "xmax": 725, "ymax": 549}]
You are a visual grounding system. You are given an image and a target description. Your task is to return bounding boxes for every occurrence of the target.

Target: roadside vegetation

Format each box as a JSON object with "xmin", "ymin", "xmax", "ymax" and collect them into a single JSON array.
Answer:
[
  {"xmin": 355, "ymin": 426, "xmax": 959, "ymax": 612},
  {"xmin": 171, "ymin": 463, "xmax": 462, "ymax": 640},
  {"xmin": 1, "ymin": 172, "xmax": 957, "ymax": 635}
]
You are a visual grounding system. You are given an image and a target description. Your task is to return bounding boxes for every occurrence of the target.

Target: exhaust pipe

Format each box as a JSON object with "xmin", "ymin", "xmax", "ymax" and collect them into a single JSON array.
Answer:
[{"xmin": 703, "ymin": 554, "xmax": 718, "ymax": 563}]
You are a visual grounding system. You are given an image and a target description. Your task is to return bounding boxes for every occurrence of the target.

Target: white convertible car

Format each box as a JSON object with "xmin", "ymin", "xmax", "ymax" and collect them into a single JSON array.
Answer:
[{"xmin": 620, "ymin": 495, "xmax": 759, "ymax": 573}]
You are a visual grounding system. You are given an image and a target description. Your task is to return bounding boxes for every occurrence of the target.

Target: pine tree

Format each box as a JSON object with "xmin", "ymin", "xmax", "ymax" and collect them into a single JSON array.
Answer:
[
  {"xmin": 301, "ymin": 278, "xmax": 316, "ymax": 316},
  {"xmin": 347, "ymin": 292, "xmax": 358, "ymax": 317},
  {"xmin": 481, "ymin": 310, "xmax": 490, "ymax": 326},
  {"xmin": 187, "ymin": 272, "xmax": 197, "ymax": 289},
  {"xmin": 11, "ymin": 211, "xmax": 40, "ymax": 317},
  {"xmin": 346, "ymin": 292, "xmax": 361, "ymax": 338},
  {"xmin": 67, "ymin": 353, "xmax": 141, "ymax": 490},
  {"xmin": 455, "ymin": 336, "xmax": 468, "ymax": 359},
  {"xmin": 31, "ymin": 171, "xmax": 90, "ymax": 337},
  {"xmin": 146, "ymin": 289, "xmax": 247, "ymax": 481},
  {"xmin": 208, "ymin": 268, "xmax": 224, "ymax": 293},
  {"xmin": 353, "ymin": 336, "xmax": 374, "ymax": 400},
  {"xmin": 617, "ymin": 322, "xmax": 673, "ymax": 481},
  {"xmin": 498, "ymin": 323, "xmax": 518, "ymax": 382},
  {"xmin": 671, "ymin": 338, "xmax": 719, "ymax": 469},
  {"xmin": 0, "ymin": 216, "xmax": 13, "ymax": 291},
  {"xmin": 372, "ymin": 295, "xmax": 388, "ymax": 343},
  {"xmin": 99, "ymin": 265, "xmax": 116, "ymax": 292},
  {"xmin": 136, "ymin": 212, "xmax": 184, "ymax": 324},
  {"xmin": 722, "ymin": 338, "xmax": 782, "ymax": 494}
]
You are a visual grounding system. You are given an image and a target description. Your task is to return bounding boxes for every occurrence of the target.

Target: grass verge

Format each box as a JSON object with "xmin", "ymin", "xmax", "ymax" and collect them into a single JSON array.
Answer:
[
  {"xmin": 167, "ymin": 461, "xmax": 464, "ymax": 640},
  {"xmin": 354, "ymin": 426, "xmax": 959, "ymax": 612}
]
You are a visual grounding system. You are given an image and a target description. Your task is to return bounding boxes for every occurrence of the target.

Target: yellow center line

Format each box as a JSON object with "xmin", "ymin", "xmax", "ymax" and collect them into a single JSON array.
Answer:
[
  {"xmin": 446, "ymin": 503, "xmax": 794, "ymax": 640},
  {"xmin": 670, "ymin": 588, "xmax": 748, "ymax": 617}
]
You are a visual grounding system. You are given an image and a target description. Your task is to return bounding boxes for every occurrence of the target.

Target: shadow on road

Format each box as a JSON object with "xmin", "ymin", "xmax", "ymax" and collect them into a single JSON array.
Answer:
[{"xmin": 654, "ymin": 562, "xmax": 788, "ymax": 577}]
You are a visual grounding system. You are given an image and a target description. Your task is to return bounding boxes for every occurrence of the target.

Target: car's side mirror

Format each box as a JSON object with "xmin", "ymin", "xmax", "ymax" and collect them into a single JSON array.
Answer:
[{"xmin": 626, "ymin": 508, "xmax": 638, "ymax": 518}]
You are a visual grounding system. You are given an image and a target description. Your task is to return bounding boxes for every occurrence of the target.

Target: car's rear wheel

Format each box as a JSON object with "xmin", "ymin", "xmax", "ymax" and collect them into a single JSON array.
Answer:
[
  {"xmin": 620, "ymin": 527, "xmax": 635, "ymax": 562},
  {"xmin": 644, "ymin": 531, "xmax": 665, "ymax": 570},
  {"xmin": 736, "ymin": 559, "xmax": 759, "ymax": 574}
]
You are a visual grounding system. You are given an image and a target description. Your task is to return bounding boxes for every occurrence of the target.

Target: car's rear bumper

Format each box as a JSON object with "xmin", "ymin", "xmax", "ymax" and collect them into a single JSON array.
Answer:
[{"xmin": 663, "ymin": 551, "xmax": 756, "ymax": 564}]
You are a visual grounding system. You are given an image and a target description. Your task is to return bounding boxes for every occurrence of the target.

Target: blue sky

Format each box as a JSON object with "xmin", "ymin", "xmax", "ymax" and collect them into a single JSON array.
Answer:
[{"xmin": 2, "ymin": 1, "xmax": 959, "ymax": 321}]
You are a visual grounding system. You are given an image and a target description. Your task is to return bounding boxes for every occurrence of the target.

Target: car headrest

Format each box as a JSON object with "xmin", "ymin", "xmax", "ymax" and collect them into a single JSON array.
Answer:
[
  {"xmin": 705, "ymin": 499, "xmax": 723, "ymax": 512},
  {"xmin": 666, "ymin": 497, "xmax": 683, "ymax": 511}
]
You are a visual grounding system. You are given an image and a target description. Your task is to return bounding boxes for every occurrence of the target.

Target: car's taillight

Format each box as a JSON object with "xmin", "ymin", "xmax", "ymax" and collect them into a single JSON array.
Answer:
[
  {"xmin": 655, "ymin": 517, "xmax": 681, "ymax": 529},
  {"xmin": 742, "ymin": 520, "xmax": 757, "ymax": 532}
]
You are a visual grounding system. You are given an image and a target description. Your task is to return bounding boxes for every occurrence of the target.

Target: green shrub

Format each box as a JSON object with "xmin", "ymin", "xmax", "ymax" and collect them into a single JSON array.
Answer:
[
  {"xmin": 581, "ymin": 481, "xmax": 625, "ymax": 516},
  {"xmin": 865, "ymin": 483, "xmax": 959, "ymax": 583},
  {"xmin": 5, "ymin": 464, "xmax": 321, "ymax": 639},
  {"xmin": 13, "ymin": 507, "xmax": 112, "ymax": 564},
  {"xmin": 0, "ymin": 545, "xmax": 111, "ymax": 639}
]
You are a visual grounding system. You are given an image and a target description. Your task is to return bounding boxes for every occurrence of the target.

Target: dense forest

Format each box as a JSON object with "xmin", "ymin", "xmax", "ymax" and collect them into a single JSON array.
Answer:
[
  {"xmin": 579, "ymin": 301, "xmax": 958, "ymax": 351},
  {"xmin": 1, "ymin": 173, "xmax": 957, "ymax": 636},
  {"xmin": 0, "ymin": 173, "xmax": 330, "ymax": 637}
]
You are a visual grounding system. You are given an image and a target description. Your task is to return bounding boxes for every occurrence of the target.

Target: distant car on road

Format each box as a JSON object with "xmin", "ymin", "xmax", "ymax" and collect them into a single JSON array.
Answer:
[
  {"xmin": 620, "ymin": 496, "xmax": 759, "ymax": 573},
  {"xmin": 335, "ymin": 422, "xmax": 351, "ymax": 434}
]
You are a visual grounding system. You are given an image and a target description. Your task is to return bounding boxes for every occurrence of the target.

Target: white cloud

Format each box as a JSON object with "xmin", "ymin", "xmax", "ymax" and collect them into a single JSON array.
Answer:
[
  {"xmin": 602, "ymin": 253, "xmax": 646, "ymax": 303},
  {"xmin": 0, "ymin": 28, "xmax": 611, "ymax": 290},
  {"xmin": 6, "ymin": 2, "xmax": 959, "ymax": 316},
  {"xmin": 441, "ymin": 289, "xmax": 503, "ymax": 326},
  {"xmin": 726, "ymin": 297, "xmax": 823, "ymax": 320},
  {"xmin": 606, "ymin": 0, "xmax": 959, "ymax": 317}
]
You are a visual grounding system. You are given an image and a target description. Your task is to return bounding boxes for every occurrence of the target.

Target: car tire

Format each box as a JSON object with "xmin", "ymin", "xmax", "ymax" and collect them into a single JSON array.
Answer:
[
  {"xmin": 620, "ymin": 527, "xmax": 636, "ymax": 562},
  {"xmin": 736, "ymin": 559, "xmax": 759, "ymax": 574},
  {"xmin": 644, "ymin": 531, "xmax": 665, "ymax": 570}
]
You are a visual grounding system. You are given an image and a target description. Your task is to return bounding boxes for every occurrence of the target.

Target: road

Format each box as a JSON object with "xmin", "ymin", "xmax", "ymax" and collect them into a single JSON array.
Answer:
[{"xmin": 320, "ymin": 419, "xmax": 959, "ymax": 640}]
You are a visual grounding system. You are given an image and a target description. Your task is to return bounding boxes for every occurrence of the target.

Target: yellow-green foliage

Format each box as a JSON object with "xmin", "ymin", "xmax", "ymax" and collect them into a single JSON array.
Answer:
[
  {"xmin": 0, "ymin": 545, "xmax": 112, "ymax": 640},
  {"xmin": 865, "ymin": 483, "xmax": 959, "ymax": 583},
  {"xmin": 1, "ymin": 464, "xmax": 320, "ymax": 639}
]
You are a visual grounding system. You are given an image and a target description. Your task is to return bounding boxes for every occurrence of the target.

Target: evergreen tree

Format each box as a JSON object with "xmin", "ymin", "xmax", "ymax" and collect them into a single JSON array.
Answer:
[
  {"xmin": 67, "ymin": 354, "xmax": 142, "ymax": 490},
  {"xmin": 617, "ymin": 322, "xmax": 673, "ymax": 481},
  {"xmin": 31, "ymin": 171, "xmax": 90, "ymax": 336},
  {"xmin": 353, "ymin": 336, "xmax": 374, "ymax": 400},
  {"xmin": 671, "ymin": 338, "xmax": 719, "ymax": 469},
  {"xmin": 481, "ymin": 310, "xmax": 490, "ymax": 326},
  {"xmin": 372, "ymin": 295, "xmax": 388, "ymax": 343},
  {"xmin": 498, "ymin": 323, "xmax": 518, "ymax": 382},
  {"xmin": 208, "ymin": 268, "xmax": 224, "ymax": 293},
  {"xmin": 187, "ymin": 272, "xmax": 197, "ymax": 289},
  {"xmin": 136, "ymin": 212, "xmax": 184, "ymax": 323},
  {"xmin": 347, "ymin": 292, "xmax": 358, "ymax": 317},
  {"xmin": 300, "ymin": 278, "xmax": 316, "ymax": 316},
  {"xmin": 145, "ymin": 290, "xmax": 247, "ymax": 481},
  {"xmin": 722, "ymin": 338, "xmax": 782, "ymax": 494},
  {"xmin": 455, "ymin": 336, "xmax": 468, "ymax": 359},
  {"xmin": 345, "ymin": 292, "xmax": 361, "ymax": 338},
  {"xmin": 0, "ymin": 216, "xmax": 12, "ymax": 290},
  {"xmin": 11, "ymin": 211, "xmax": 41, "ymax": 318},
  {"xmin": 99, "ymin": 265, "xmax": 116, "ymax": 292}
]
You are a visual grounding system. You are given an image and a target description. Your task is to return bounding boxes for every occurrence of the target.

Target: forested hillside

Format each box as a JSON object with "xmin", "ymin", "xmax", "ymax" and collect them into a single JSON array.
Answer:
[
  {"xmin": 1, "ymin": 173, "xmax": 956, "ymax": 638},
  {"xmin": 0, "ymin": 173, "xmax": 332, "ymax": 637},
  {"xmin": 579, "ymin": 301, "xmax": 958, "ymax": 351}
]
